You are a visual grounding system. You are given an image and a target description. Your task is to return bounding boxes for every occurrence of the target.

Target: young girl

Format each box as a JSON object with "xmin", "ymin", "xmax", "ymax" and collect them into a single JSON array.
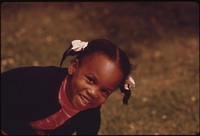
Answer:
[{"xmin": 1, "ymin": 39, "xmax": 135, "ymax": 135}]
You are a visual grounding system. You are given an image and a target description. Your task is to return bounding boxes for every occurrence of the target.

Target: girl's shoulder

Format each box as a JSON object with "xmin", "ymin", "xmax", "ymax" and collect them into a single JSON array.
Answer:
[
  {"xmin": 2, "ymin": 66, "xmax": 68, "ymax": 77},
  {"xmin": 2, "ymin": 66, "xmax": 66, "ymax": 73},
  {"xmin": 75, "ymin": 106, "xmax": 101, "ymax": 123},
  {"xmin": 72, "ymin": 106, "xmax": 101, "ymax": 135}
]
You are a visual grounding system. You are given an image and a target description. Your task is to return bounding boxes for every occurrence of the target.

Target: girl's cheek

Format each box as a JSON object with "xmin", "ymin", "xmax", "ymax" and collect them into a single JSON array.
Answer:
[
  {"xmin": 95, "ymin": 96, "xmax": 108, "ymax": 106},
  {"xmin": 73, "ymin": 77, "xmax": 86, "ymax": 92}
]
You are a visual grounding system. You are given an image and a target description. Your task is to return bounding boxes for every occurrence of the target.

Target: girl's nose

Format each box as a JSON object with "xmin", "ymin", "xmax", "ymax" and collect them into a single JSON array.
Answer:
[{"xmin": 86, "ymin": 88, "xmax": 99, "ymax": 99}]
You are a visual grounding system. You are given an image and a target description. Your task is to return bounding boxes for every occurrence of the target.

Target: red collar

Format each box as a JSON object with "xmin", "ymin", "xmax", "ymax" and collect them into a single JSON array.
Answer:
[{"xmin": 30, "ymin": 76, "xmax": 80, "ymax": 131}]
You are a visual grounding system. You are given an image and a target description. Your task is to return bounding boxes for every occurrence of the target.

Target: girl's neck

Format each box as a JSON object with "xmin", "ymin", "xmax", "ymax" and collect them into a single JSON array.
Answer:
[{"xmin": 59, "ymin": 76, "xmax": 80, "ymax": 113}]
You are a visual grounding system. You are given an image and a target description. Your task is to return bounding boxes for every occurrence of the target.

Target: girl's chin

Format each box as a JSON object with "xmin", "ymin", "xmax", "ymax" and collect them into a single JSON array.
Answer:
[
  {"xmin": 74, "ymin": 100, "xmax": 92, "ymax": 110},
  {"xmin": 74, "ymin": 103, "xmax": 91, "ymax": 111},
  {"xmin": 73, "ymin": 97, "xmax": 92, "ymax": 111}
]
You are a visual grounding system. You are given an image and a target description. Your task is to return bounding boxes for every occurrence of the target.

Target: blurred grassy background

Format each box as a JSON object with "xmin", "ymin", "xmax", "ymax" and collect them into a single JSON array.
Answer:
[{"xmin": 1, "ymin": 2, "xmax": 199, "ymax": 135}]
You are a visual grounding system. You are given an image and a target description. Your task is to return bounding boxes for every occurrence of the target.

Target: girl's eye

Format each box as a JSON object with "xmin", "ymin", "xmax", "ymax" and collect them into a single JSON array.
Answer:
[
  {"xmin": 86, "ymin": 76, "xmax": 95, "ymax": 84},
  {"xmin": 101, "ymin": 89, "xmax": 109, "ymax": 96}
]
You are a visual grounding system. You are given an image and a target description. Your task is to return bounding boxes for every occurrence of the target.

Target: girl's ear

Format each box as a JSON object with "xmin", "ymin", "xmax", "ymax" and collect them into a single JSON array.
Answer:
[{"xmin": 68, "ymin": 59, "xmax": 79, "ymax": 75}]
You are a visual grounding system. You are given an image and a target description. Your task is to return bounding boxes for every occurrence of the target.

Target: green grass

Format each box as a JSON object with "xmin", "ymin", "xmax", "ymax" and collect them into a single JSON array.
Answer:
[
  {"xmin": 99, "ymin": 38, "xmax": 199, "ymax": 135},
  {"xmin": 1, "ymin": 2, "xmax": 199, "ymax": 135}
]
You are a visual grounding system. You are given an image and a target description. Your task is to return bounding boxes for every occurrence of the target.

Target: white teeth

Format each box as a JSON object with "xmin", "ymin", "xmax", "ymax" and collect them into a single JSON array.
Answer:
[{"xmin": 80, "ymin": 95, "xmax": 90, "ymax": 104}]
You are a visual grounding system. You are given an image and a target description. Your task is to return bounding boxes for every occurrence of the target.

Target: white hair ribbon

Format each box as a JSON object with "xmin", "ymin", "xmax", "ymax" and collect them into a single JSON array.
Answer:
[
  {"xmin": 60, "ymin": 40, "xmax": 88, "ymax": 67},
  {"xmin": 124, "ymin": 76, "xmax": 135, "ymax": 91},
  {"xmin": 71, "ymin": 40, "xmax": 88, "ymax": 52}
]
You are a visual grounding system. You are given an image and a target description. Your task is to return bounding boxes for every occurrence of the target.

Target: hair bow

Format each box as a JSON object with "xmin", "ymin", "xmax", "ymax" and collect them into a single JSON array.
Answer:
[
  {"xmin": 124, "ymin": 76, "xmax": 135, "ymax": 91},
  {"xmin": 60, "ymin": 40, "xmax": 88, "ymax": 67},
  {"xmin": 71, "ymin": 40, "xmax": 88, "ymax": 52},
  {"xmin": 120, "ymin": 75, "xmax": 135, "ymax": 105}
]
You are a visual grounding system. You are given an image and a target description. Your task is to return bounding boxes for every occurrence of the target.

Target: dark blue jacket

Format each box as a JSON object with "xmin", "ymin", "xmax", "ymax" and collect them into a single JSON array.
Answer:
[{"xmin": 1, "ymin": 66, "xmax": 101, "ymax": 135}]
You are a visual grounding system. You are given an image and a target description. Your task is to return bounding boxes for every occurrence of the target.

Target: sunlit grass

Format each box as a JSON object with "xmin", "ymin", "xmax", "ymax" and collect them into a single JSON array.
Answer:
[{"xmin": 99, "ymin": 37, "xmax": 199, "ymax": 135}]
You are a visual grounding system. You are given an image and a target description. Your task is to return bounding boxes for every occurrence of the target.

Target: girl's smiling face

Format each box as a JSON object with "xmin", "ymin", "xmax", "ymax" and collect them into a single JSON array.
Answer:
[{"xmin": 66, "ymin": 53, "xmax": 123, "ymax": 111}]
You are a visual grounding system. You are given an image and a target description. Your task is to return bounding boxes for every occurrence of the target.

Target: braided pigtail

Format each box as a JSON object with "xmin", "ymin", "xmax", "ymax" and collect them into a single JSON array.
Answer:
[
  {"xmin": 120, "ymin": 76, "xmax": 135, "ymax": 105},
  {"xmin": 60, "ymin": 45, "xmax": 73, "ymax": 67},
  {"xmin": 60, "ymin": 40, "xmax": 88, "ymax": 67},
  {"xmin": 120, "ymin": 84, "xmax": 131, "ymax": 105}
]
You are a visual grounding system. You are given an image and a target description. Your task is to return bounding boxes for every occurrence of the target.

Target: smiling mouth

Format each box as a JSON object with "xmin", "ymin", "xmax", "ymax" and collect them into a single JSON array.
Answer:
[{"xmin": 80, "ymin": 94, "xmax": 92, "ymax": 105}]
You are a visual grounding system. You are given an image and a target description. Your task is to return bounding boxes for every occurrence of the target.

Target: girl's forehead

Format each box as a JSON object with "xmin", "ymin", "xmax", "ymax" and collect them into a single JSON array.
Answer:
[
  {"xmin": 78, "ymin": 52, "xmax": 120, "ymax": 71},
  {"xmin": 80, "ymin": 52, "xmax": 113, "ymax": 64}
]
